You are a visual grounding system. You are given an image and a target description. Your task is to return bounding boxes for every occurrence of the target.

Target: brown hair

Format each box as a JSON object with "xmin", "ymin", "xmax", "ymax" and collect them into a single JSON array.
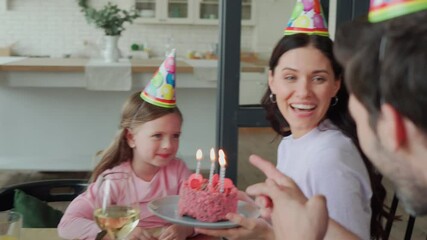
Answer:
[
  {"xmin": 342, "ymin": 11, "xmax": 427, "ymax": 136},
  {"xmin": 91, "ymin": 91, "xmax": 183, "ymax": 181}
]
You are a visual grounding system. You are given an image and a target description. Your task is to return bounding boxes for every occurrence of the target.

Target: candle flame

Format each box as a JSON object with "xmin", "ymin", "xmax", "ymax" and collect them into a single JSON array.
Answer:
[
  {"xmin": 196, "ymin": 149, "xmax": 203, "ymax": 161},
  {"xmin": 218, "ymin": 149, "xmax": 226, "ymax": 166},
  {"xmin": 210, "ymin": 148, "xmax": 215, "ymax": 162}
]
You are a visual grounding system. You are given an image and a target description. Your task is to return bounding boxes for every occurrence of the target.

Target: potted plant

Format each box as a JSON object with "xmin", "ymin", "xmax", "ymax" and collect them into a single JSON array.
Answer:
[{"xmin": 78, "ymin": 0, "xmax": 140, "ymax": 62}]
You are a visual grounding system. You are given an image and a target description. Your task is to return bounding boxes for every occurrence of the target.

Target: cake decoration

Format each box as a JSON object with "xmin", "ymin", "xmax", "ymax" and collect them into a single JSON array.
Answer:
[
  {"xmin": 195, "ymin": 149, "xmax": 203, "ymax": 175},
  {"xmin": 178, "ymin": 173, "xmax": 238, "ymax": 222},
  {"xmin": 178, "ymin": 149, "xmax": 238, "ymax": 222},
  {"xmin": 208, "ymin": 148, "xmax": 216, "ymax": 187}
]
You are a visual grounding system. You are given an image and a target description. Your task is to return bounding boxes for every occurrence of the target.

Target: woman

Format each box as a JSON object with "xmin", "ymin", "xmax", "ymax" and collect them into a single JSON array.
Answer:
[{"xmin": 197, "ymin": 34, "xmax": 386, "ymax": 240}]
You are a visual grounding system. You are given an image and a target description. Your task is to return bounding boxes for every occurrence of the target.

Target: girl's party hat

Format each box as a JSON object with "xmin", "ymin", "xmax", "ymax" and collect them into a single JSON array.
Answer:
[
  {"xmin": 369, "ymin": 0, "xmax": 427, "ymax": 22},
  {"xmin": 141, "ymin": 49, "xmax": 177, "ymax": 108},
  {"xmin": 284, "ymin": 0, "xmax": 329, "ymax": 37}
]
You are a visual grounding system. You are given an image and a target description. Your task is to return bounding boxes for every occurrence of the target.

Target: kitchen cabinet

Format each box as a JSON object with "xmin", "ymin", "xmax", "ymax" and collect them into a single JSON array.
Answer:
[
  {"xmin": 194, "ymin": 0, "xmax": 254, "ymax": 26},
  {"xmin": 134, "ymin": 0, "xmax": 193, "ymax": 24},
  {"xmin": 134, "ymin": 0, "xmax": 254, "ymax": 25}
]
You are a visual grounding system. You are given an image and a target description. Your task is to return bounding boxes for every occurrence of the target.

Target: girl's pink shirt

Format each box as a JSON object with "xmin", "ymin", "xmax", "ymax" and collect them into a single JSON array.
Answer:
[{"xmin": 58, "ymin": 159, "xmax": 191, "ymax": 240}]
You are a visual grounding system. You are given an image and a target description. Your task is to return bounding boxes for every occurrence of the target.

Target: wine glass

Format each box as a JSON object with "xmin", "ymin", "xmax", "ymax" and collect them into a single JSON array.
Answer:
[{"xmin": 93, "ymin": 171, "xmax": 140, "ymax": 240}]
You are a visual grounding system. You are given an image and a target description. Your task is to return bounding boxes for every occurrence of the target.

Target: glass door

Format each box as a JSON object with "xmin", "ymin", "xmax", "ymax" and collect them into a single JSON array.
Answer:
[
  {"xmin": 199, "ymin": 0, "xmax": 219, "ymax": 20},
  {"xmin": 167, "ymin": 0, "xmax": 189, "ymax": 19},
  {"xmin": 195, "ymin": 0, "xmax": 254, "ymax": 25},
  {"xmin": 135, "ymin": 0, "xmax": 157, "ymax": 20},
  {"xmin": 242, "ymin": 0, "xmax": 252, "ymax": 21}
]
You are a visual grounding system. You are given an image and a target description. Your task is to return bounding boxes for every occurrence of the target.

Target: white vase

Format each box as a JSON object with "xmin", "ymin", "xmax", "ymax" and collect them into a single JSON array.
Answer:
[{"xmin": 103, "ymin": 35, "xmax": 121, "ymax": 63}]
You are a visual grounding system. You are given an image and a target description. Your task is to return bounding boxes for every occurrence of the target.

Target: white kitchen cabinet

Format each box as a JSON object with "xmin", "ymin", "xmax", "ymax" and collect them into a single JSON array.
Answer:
[
  {"xmin": 134, "ymin": 0, "xmax": 193, "ymax": 24},
  {"xmin": 194, "ymin": 0, "xmax": 255, "ymax": 26},
  {"xmin": 134, "ymin": 0, "xmax": 254, "ymax": 25}
]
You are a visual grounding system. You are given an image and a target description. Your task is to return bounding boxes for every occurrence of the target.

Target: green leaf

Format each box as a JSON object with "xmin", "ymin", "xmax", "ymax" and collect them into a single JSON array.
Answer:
[{"xmin": 77, "ymin": 0, "xmax": 140, "ymax": 36}]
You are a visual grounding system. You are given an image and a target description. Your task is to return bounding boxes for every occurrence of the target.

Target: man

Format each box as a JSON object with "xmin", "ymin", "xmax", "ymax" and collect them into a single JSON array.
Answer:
[
  {"xmin": 336, "ymin": 10, "xmax": 427, "ymax": 217},
  {"xmin": 247, "ymin": 2, "xmax": 427, "ymax": 239}
]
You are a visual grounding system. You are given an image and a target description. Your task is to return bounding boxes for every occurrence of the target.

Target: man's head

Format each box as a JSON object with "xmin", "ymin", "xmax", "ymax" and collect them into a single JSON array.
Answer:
[{"xmin": 335, "ymin": 10, "xmax": 427, "ymax": 215}]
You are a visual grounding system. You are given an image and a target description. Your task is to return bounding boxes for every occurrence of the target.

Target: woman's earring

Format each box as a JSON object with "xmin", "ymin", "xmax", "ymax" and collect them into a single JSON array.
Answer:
[
  {"xmin": 269, "ymin": 93, "xmax": 277, "ymax": 103},
  {"xmin": 331, "ymin": 96, "xmax": 339, "ymax": 106}
]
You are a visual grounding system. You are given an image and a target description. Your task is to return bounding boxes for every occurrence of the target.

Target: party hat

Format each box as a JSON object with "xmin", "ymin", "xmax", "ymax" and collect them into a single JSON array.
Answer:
[
  {"xmin": 369, "ymin": 0, "xmax": 427, "ymax": 22},
  {"xmin": 284, "ymin": 0, "xmax": 329, "ymax": 37},
  {"xmin": 140, "ymin": 49, "xmax": 176, "ymax": 108}
]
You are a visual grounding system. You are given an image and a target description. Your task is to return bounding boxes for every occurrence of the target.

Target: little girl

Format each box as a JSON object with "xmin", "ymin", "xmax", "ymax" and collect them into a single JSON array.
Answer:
[{"xmin": 58, "ymin": 50, "xmax": 194, "ymax": 240}]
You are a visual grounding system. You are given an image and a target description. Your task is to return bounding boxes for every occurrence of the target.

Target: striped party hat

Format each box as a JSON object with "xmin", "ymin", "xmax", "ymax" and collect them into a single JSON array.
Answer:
[
  {"xmin": 369, "ymin": 0, "xmax": 427, "ymax": 22},
  {"xmin": 140, "ymin": 49, "xmax": 176, "ymax": 108},
  {"xmin": 284, "ymin": 0, "xmax": 329, "ymax": 37}
]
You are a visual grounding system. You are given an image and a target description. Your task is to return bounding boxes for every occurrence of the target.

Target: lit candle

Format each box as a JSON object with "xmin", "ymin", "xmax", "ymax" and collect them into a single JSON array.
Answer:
[
  {"xmin": 218, "ymin": 149, "xmax": 226, "ymax": 193},
  {"xmin": 208, "ymin": 148, "xmax": 216, "ymax": 186},
  {"xmin": 196, "ymin": 149, "xmax": 203, "ymax": 175}
]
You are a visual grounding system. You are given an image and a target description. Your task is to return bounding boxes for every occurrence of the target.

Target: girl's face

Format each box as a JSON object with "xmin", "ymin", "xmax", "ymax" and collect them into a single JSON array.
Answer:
[
  {"xmin": 127, "ymin": 112, "xmax": 182, "ymax": 171},
  {"xmin": 269, "ymin": 46, "xmax": 340, "ymax": 138}
]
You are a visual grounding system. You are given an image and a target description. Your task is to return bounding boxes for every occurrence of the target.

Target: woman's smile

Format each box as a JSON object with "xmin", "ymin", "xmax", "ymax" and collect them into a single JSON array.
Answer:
[{"xmin": 269, "ymin": 46, "xmax": 340, "ymax": 138}]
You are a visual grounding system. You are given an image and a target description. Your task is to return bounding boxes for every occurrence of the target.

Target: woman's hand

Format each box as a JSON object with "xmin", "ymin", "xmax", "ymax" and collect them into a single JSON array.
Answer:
[
  {"xmin": 158, "ymin": 224, "xmax": 194, "ymax": 240},
  {"xmin": 195, "ymin": 213, "xmax": 274, "ymax": 240}
]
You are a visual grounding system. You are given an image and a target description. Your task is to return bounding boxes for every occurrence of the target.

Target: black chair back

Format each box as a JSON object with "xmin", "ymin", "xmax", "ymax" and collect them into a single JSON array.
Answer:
[
  {"xmin": 383, "ymin": 193, "xmax": 417, "ymax": 240},
  {"xmin": 0, "ymin": 179, "xmax": 88, "ymax": 211}
]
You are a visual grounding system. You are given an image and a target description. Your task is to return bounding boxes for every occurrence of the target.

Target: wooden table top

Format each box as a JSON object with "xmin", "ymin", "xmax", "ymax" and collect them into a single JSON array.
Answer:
[
  {"xmin": 0, "ymin": 58, "xmax": 193, "ymax": 73},
  {"xmin": 20, "ymin": 228, "xmax": 220, "ymax": 240}
]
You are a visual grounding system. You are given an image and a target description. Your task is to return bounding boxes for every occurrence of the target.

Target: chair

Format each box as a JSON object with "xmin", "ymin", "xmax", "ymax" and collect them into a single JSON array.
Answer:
[
  {"xmin": 383, "ymin": 193, "xmax": 417, "ymax": 240},
  {"xmin": 0, "ymin": 179, "xmax": 88, "ymax": 211}
]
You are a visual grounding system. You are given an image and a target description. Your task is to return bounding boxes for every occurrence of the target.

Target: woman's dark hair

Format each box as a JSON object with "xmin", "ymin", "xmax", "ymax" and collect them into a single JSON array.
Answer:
[{"xmin": 261, "ymin": 33, "xmax": 387, "ymax": 239}]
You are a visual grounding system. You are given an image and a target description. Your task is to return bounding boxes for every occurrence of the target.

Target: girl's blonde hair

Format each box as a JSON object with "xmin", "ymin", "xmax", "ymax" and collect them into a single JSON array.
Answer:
[{"xmin": 91, "ymin": 91, "xmax": 182, "ymax": 181}]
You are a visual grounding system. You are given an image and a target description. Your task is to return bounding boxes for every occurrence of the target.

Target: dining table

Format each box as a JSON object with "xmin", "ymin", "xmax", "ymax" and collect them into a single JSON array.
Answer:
[{"xmin": 20, "ymin": 228, "xmax": 221, "ymax": 240}]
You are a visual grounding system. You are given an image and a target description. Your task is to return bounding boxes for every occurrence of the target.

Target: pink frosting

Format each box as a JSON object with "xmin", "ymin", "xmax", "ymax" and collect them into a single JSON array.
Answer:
[{"xmin": 178, "ymin": 177, "xmax": 238, "ymax": 222}]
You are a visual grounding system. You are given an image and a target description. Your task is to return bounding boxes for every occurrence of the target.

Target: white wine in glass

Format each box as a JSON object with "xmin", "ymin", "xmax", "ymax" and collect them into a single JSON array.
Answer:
[{"xmin": 94, "ymin": 171, "xmax": 140, "ymax": 240}]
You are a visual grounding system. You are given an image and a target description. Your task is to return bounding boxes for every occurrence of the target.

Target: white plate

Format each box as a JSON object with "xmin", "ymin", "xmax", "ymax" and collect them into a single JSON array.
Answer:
[{"xmin": 148, "ymin": 195, "xmax": 260, "ymax": 229}]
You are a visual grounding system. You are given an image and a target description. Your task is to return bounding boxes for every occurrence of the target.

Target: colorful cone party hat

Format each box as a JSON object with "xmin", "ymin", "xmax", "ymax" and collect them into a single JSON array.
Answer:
[
  {"xmin": 284, "ymin": 0, "xmax": 329, "ymax": 37},
  {"xmin": 369, "ymin": 0, "xmax": 427, "ymax": 22},
  {"xmin": 140, "ymin": 49, "xmax": 177, "ymax": 108}
]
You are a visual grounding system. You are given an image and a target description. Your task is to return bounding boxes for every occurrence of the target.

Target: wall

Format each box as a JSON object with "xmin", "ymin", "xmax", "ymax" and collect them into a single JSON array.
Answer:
[
  {"xmin": 0, "ymin": 0, "xmax": 298, "ymax": 59},
  {"xmin": 252, "ymin": 0, "xmax": 294, "ymax": 58},
  {"xmin": 0, "ymin": 80, "xmax": 217, "ymax": 171}
]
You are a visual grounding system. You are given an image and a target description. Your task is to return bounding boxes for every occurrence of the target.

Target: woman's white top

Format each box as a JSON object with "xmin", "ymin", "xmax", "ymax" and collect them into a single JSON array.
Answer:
[{"xmin": 277, "ymin": 119, "xmax": 372, "ymax": 240}]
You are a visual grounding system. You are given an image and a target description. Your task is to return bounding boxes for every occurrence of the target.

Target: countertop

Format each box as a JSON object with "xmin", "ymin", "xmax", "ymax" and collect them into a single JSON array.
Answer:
[
  {"xmin": 0, "ymin": 58, "xmax": 193, "ymax": 73},
  {"xmin": 0, "ymin": 57, "xmax": 267, "ymax": 73}
]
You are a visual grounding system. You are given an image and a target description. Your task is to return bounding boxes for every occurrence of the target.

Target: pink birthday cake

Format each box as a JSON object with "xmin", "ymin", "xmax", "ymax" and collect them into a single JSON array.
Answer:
[{"xmin": 178, "ymin": 173, "xmax": 238, "ymax": 222}]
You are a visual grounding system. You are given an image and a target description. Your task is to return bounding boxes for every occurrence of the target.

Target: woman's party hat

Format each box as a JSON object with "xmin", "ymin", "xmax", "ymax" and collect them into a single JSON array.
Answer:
[
  {"xmin": 284, "ymin": 0, "xmax": 329, "ymax": 36},
  {"xmin": 141, "ymin": 49, "xmax": 177, "ymax": 108},
  {"xmin": 369, "ymin": 0, "xmax": 427, "ymax": 22}
]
